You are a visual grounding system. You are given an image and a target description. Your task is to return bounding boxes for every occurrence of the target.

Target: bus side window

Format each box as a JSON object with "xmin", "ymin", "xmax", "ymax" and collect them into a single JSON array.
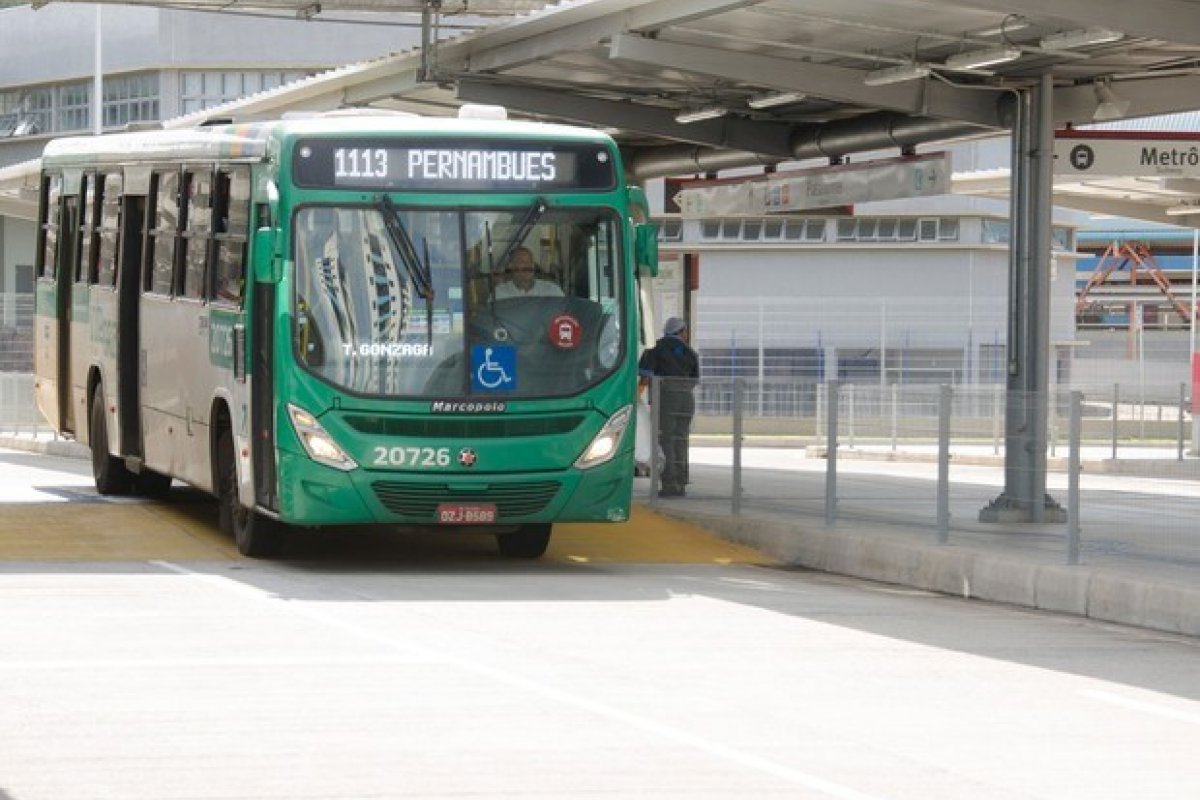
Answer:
[
  {"xmin": 37, "ymin": 174, "xmax": 61, "ymax": 280},
  {"xmin": 182, "ymin": 169, "xmax": 212, "ymax": 301},
  {"xmin": 77, "ymin": 173, "xmax": 97, "ymax": 284},
  {"xmin": 210, "ymin": 167, "xmax": 249, "ymax": 306},
  {"xmin": 96, "ymin": 173, "xmax": 122, "ymax": 287},
  {"xmin": 148, "ymin": 169, "xmax": 180, "ymax": 296}
]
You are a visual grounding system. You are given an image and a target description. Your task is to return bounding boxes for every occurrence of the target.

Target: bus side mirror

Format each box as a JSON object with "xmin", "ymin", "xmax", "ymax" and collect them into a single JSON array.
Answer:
[
  {"xmin": 626, "ymin": 186, "xmax": 651, "ymax": 223},
  {"xmin": 252, "ymin": 227, "xmax": 280, "ymax": 283},
  {"xmin": 634, "ymin": 223, "xmax": 659, "ymax": 278}
]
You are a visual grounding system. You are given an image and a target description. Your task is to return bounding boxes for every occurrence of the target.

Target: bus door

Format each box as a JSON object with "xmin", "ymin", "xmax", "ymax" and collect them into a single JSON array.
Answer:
[
  {"xmin": 55, "ymin": 195, "xmax": 79, "ymax": 434},
  {"xmin": 116, "ymin": 195, "xmax": 147, "ymax": 458}
]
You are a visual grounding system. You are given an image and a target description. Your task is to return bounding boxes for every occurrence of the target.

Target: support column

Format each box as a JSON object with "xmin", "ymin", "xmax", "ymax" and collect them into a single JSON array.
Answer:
[{"xmin": 980, "ymin": 73, "xmax": 1066, "ymax": 523}]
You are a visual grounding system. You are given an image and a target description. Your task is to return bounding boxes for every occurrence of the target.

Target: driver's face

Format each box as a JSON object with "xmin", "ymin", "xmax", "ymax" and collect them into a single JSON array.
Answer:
[{"xmin": 509, "ymin": 250, "xmax": 535, "ymax": 289}]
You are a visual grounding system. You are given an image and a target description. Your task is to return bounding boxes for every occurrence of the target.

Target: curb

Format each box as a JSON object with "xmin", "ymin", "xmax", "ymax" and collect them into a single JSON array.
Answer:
[
  {"xmin": 654, "ymin": 507, "xmax": 1200, "ymax": 637},
  {"xmin": 0, "ymin": 434, "xmax": 89, "ymax": 459}
]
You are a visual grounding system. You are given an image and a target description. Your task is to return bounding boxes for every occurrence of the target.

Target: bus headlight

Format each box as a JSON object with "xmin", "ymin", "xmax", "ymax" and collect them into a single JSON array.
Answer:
[
  {"xmin": 287, "ymin": 403, "xmax": 357, "ymax": 471},
  {"xmin": 597, "ymin": 315, "xmax": 619, "ymax": 370},
  {"xmin": 575, "ymin": 405, "xmax": 632, "ymax": 470}
]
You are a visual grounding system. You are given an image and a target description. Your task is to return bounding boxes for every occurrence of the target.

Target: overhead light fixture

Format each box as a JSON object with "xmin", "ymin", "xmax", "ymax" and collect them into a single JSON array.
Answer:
[
  {"xmin": 1039, "ymin": 27, "xmax": 1123, "ymax": 51},
  {"xmin": 1093, "ymin": 80, "xmax": 1131, "ymax": 121},
  {"xmin": 675, "ymin": 106, "xmax": 727, "ymax": 125},
  {"xmin": 864, "ymin": 63, "xmax": 931, "ymax": 86},
  {"xmin": 943, "ymin": 46, "xmax": 1022, "ymax": 71},
  {"xmin": 747, "ymin": 91, "xmax": 804, "ymax": 110},
  {"xmin": 974, "ymin": 15, "xmax": 1029, "ymax": 37}
]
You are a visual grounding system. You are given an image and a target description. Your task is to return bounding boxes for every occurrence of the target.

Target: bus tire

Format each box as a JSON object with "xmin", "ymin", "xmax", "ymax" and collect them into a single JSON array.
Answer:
[
  {"xmin": 89, "ymin": 386, "xmax": 134, "ymax": 496},
  {"xmin": 496, "ymin": 523, "xmax": 552, "ymax": 559},
  {"xmin": 217, "ymin": 427, "xmax": 282, "ymax": 558}
]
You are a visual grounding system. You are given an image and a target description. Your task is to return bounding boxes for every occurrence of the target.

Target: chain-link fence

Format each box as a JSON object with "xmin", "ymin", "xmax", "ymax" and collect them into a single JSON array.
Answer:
[{"xmin": 0, "ymin": 294, "xmax": 41, "ymax": 434}]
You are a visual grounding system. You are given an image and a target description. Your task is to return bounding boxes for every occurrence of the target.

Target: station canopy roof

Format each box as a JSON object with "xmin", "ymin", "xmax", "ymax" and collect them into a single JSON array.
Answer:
[{"xmin": 7, "ymin": 0, "xmax": 1200, "ymax": 222}]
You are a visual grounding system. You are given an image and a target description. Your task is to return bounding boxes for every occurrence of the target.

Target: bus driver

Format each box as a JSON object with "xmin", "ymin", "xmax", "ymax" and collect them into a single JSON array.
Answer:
[{"xmin": 494, "ymin": 246, "xmax": 563, "ymax": 299}]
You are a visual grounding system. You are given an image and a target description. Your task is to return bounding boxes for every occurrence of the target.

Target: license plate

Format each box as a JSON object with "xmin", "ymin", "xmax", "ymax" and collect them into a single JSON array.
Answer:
[{"xmin": 436, "ymin": 503, "xmax": 497, "ymax": 524}]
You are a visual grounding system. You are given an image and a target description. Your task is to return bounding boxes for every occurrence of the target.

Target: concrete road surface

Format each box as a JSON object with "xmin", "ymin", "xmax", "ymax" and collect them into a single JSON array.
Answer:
[{"xmin": 0, "ymin": 448, "xmax": 1197, "ymax": 799}]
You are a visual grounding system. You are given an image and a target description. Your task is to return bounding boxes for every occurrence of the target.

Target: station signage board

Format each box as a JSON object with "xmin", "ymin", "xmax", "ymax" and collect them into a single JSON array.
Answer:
[
  {"xmin": 1055, "ymin": 134, "xmax": 1200, "ymax": 179},
  {"xmin": 673, "ymin": 153, "xmax": 950, "ymax": 218}
]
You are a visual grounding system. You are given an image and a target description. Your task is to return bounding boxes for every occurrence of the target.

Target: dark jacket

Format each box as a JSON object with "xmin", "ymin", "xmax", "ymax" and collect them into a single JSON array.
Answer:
[{"xmin": 638, "ymin": 334, "xmax": 699, "ymax": 399}]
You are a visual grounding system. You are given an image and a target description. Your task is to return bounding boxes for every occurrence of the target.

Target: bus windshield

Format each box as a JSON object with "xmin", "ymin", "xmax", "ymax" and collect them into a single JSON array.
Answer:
[{"xmin": 293, "ymin": 204, "xmax": 624, "ymax": 399}]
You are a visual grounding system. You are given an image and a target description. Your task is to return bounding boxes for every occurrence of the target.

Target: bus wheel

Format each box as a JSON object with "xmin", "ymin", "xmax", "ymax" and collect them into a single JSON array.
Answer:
[
  {"xmin": 217, "ymin": 428, "xmax": 282, "ymax": 558},
  {"xmin": 496, "ymin": 523, "xmax": 552, "ymax": 559},
  {"xmin": 90, "ymin": 386, "xmax": 134, "ymax": 495}
]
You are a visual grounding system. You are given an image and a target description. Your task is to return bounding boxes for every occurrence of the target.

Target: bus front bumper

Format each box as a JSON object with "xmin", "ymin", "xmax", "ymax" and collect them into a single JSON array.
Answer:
[{"xmin": 274, "ymin": 448, "xmax": 634, "ymax": 527}]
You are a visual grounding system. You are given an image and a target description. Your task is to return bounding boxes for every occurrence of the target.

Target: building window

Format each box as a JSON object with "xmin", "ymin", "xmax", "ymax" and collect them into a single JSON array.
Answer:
[
  {"xmin": 179, "ymin": 70, "xmax": 307, "ymax": 114},
  {"xmin": 742, "ymin": 219, "xmax": 762, "ymax": 240},
  {"xmin": 1052, "ymin": 226, "xmax": 1072, "ymax": 251},
  {"xmin": 103, "ymin": 74, "xmax": 159, "ymax": 128},
  {"xmin": 937, "ymin": 217, "xmax": 959, "ymax": 241},
  {"xmin": 57, "ymin": 82, "xmax": 91, "ymax": 133},
  {"xmin": 23, "ymin": 88, "xmax": 53, "ymax": 135},
  {"xmin": 982, "ymin": 218, "xmax": 1009, "ymax": 244},
  {"xmin": 657, "ymin": 219, "xmax": 682, "ymax": 242},
  {"xmin": 0, "ymin": 88, "xmax": 51, "ymax": 136}
]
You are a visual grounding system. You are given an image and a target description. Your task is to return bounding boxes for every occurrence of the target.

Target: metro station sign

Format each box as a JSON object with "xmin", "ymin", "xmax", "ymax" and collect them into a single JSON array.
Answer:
[
  {"xmin": 1055, "ymin": 133, "xmax": 1200, "ymax": 178},
  {"xmin": 673, "ymin": 153, "xmax": 951, "ymax": 218}
]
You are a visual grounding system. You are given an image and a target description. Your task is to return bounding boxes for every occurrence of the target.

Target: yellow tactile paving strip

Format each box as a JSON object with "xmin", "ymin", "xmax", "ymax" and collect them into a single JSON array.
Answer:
[
  {"xmin": 0, "ymin": 500, "xmax": 770, "ymax": 564},
  {"xmin": 0, "ymin": 502, "xmax": 238, "ymax": 561}
]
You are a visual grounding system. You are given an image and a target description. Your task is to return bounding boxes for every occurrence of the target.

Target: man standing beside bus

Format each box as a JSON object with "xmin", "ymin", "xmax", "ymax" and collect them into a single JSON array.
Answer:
[{"xmin": 638, "ymin": 317, "xmax": 699, "ymax": 497}]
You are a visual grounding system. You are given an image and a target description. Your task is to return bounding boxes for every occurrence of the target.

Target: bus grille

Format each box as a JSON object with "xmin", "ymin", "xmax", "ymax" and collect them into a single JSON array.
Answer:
[
  {"xmin": 346, "ymin": 415, "xmax": 583, "ymax": 439},
  {"xmin": 370, "ymin": 481, "xmax": 561, "ymax": 519}
]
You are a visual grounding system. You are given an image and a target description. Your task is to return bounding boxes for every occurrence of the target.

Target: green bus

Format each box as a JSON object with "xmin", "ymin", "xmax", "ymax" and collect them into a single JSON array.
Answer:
[{"xmin": 34, "ymin": 107, "xmax": 658, "ymax": 558}]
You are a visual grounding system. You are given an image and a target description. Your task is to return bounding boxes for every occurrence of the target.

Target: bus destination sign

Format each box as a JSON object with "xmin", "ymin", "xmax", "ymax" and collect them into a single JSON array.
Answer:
[{"xmin": 294, "ymin": 139, "xmax": 617, "ymax": 192}]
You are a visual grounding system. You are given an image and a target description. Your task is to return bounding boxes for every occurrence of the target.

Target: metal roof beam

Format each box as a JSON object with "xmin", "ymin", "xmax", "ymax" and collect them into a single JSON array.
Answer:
[
  {"xmin": 1053, "ymin": 75, "xmax": 1200, "ymax": 126},
  {"xmin": 455, "ymin": 79, "xmax": 797, "ymax": 158},
  {"xmin": 608, "ymin": 34, "xmax": 1008, "ymax": 129},
  {"xmin": 456, "ymin": 0, "xmax": 767, "ymax": 73},
  {"xmin": 343, "ymin": 69, "xmax": 421, "ymax": 105},
  {"xmin": 940, "ymin": 0, "xmax": 1200, "ymax": 48},
  {"xmin": 1051, "ymin": 194, "xmax": 1176, "ymax": 225}
]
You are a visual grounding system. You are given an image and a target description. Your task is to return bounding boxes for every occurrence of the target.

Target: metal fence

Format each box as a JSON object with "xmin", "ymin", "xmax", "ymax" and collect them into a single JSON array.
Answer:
[{"xmin": 642, "ymin": 375, "xmax": 1200, "ymax": 588}]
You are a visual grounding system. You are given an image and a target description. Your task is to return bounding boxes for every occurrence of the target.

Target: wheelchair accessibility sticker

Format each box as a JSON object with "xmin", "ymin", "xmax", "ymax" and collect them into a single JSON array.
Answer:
[{"xmin": 471, "ymin": 344, "xmax": 516, "ymax": 393}]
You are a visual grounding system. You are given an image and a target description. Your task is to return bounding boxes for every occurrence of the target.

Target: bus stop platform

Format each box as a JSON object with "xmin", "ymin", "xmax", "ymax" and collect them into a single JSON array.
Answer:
[
  {"xmin": 3, "ymin": 430, "xmax": 1198, "ymax": 637},
  {"xmin": 639, "ymin": 445, "xmax": 1200, "ymax": 639}
]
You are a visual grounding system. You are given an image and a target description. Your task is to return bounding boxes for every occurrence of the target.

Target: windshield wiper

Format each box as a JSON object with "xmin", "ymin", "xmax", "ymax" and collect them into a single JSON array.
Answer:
[
  {"xmin": 493, "ymin": 197, "xmax": 547, "ymax": 274},
  {"xmin": 376, "ymin": 196, "xmax": 435, "ymax": 344}
]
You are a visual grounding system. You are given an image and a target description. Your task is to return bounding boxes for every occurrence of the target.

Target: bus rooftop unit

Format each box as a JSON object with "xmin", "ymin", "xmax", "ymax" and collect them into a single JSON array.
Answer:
[{"xmin": 34, "ymin": 107, "xmax": 659, "ymax": 558}]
